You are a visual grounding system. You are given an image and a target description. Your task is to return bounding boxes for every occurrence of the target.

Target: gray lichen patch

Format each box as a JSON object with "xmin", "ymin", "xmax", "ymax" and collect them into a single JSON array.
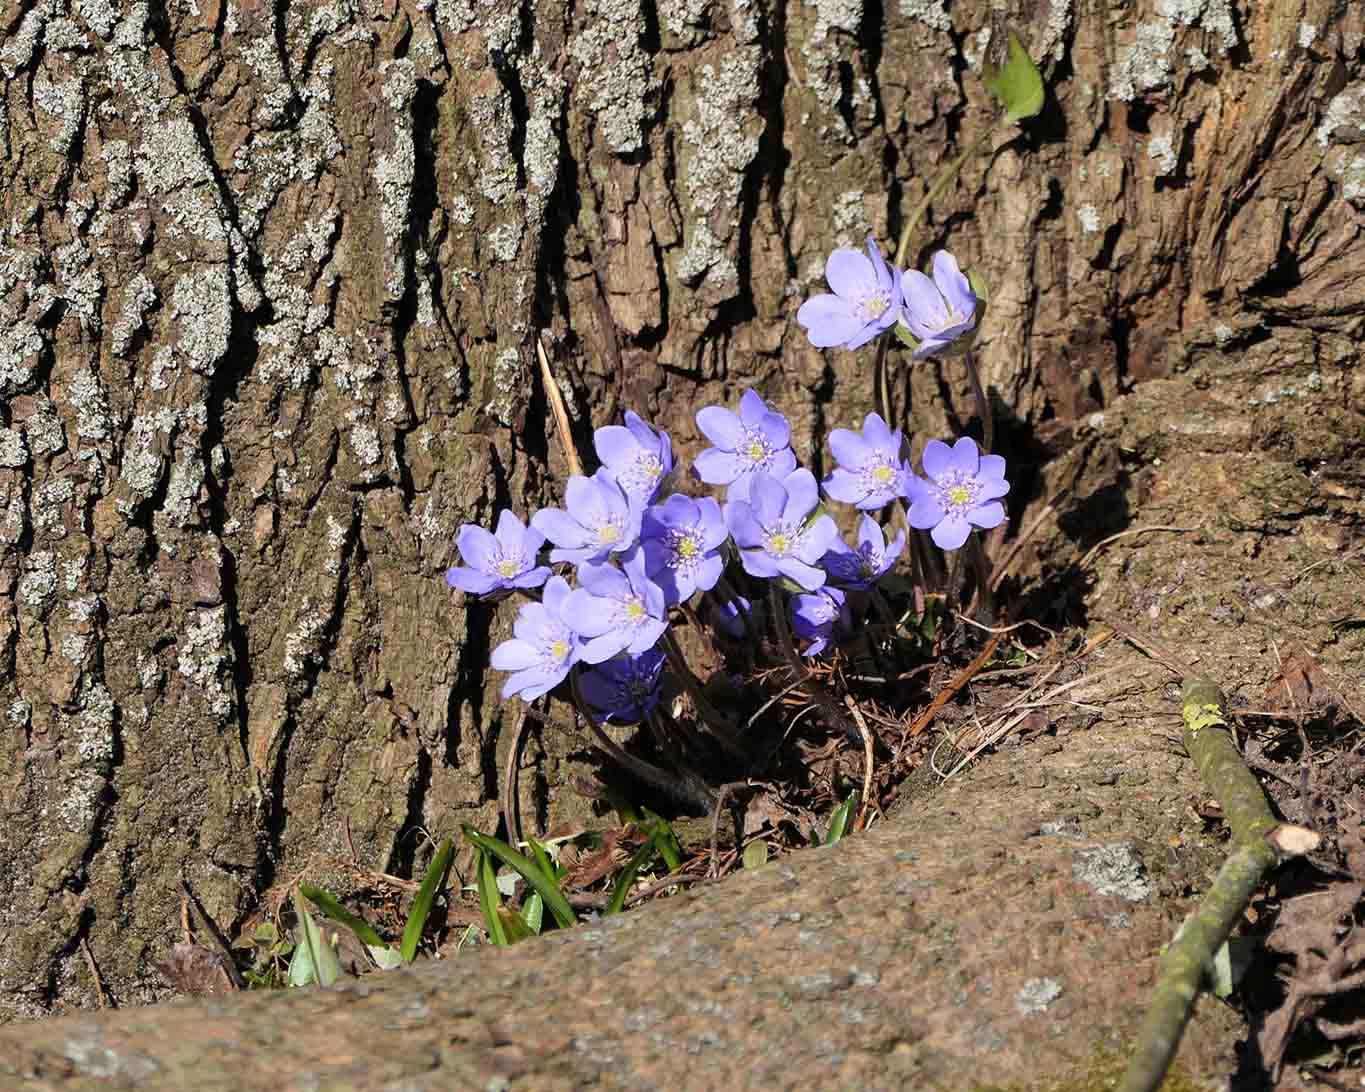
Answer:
[
  {"xmin": 1015, "ymin": 976, "xmax": 1064, "ymax": 1015},
  {"xmin": 1108, "ymin": 0, "xmax": 1238, "ymax": 102},
  {"xmin": 569, "ymin": 0, "xmax": 659, "ymax": 155},
  {"xmin": 1073, "ymin": 843, "xmax": 1152, "ymax": 902}
]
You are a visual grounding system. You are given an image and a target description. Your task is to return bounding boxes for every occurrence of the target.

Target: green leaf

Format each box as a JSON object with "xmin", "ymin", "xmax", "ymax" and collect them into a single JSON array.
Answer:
[
  {"xmin": 498, "ymin": 906, "xmax": 536, "ymax": 944},
  {"xmin": 299, "ymin": 884, "xmax": 386, "ymax": 950},
  {"xmin": 825, "ymin": 790, "xmax": 860, "ymax": 846},
  {"xmin": 367, "ymin": 944, "xmax": 405, "ymax": 971},
  {"xmin": 742, "ymin": 840, "xmax": 769, "ymax": 870},
  {"xmin": 522, "ymin": 892, "xmax": 544, "ymax": 935},
  {"xmin": 641, "ymin": 809, "xmax": 683, "ymax": 873},
  {"xmin": 981, "ymin": 28, "xmax": 1045, "ymax": 123},
  {"xmin": 401, "ymin": 836, "xmax": 454, "ymax": 963},
  {"xmin": 476, "ymin": 848, "xmax": 509, "ymax": 947},
  {"xmin": 606, "ymin": 841, "xmax": 658, "ymax": 916},
  {"xmin": 288, "ymin": 896, "xmax": 340, "ymax": 988},
  {"xmin": 463, "ymin": 827, "xmax": 577, "ymax": 930},
  {"xmin": 526, "ymin": 837, "xmax": 561, "ymax": 886}
]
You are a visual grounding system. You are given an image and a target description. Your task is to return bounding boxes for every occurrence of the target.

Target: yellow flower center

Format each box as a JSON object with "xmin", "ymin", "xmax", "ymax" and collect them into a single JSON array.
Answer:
[
  {"xmin": 677, "ymin": 537, "xmax": 698, "ymax": 559},
  {"xmin": 625, "ymin": 601, "xmax": 646, "ymax": 621},
  {"xmin": 549, "ymin": 639, "xmax": 570, "ymax": 661},
  {"xmin": 746, "ymin": 441, "xmax": 766, "ymax": 462},
  {"xmin": 947, "ymin": 485, "xmax": 971, "ymax": 506},
  {"xmin": 598, "ymin": 525, "xmax": 621, "ymax": 544},
  {"xmin": 767, "ymin": 532, "xmax": 790, "ymax": 554},
  {"xmin": 865, "ymin": 294, "xmax": 888, "ymax": 318},
  {"xmin": 872, "ymin": 464, "xmax": 894, "ymax": 484},
  {"xmin": 496, "ymin": 558, "xmax": 519, "ymax": 578}
]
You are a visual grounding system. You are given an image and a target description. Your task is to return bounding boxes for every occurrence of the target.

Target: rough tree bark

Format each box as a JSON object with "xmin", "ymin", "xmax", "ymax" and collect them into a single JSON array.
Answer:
[{"xmin": 0, "ymin": 0, "xmax": 1361, "ymax": 1020}]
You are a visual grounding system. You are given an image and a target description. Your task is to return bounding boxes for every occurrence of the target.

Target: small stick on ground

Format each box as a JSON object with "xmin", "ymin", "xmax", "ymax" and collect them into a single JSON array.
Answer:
[
  {"xmin": 989, "ymin": 501, "xmax": 1056, "ymax": 593},
  {"xmin": 709, "ymin": 782, "xmax": 751, "ymax": 880},
  {"xmin": 908, "ymin": 632, "xmax": 1004, "ymax": 738},
  {"xmin": 80, "ymin": 936, "xmax": 112, "ymax": 1010},
  {"xmin": 845, "ymin": 696, "xmax": 876, "ymax": 832},
  {"xmin": 1102, "ymin": 620, "xmax": 1194, "ymax": 677},
  {"xmin": 1079, "ymin": 525, "xmax": 1197, "ymax": 570},
  {"xmin": 536, "ymin": 333, "xmax": 584, "ymax": 479}
]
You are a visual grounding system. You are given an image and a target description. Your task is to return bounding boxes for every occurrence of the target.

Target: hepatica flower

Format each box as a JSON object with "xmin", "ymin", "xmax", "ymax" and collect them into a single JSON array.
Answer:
[
  {"xmin": 823, "ymin": 412, "xmax": 908, "ymax": 510},
  {"xmin": 694, "ymin": 390, "xmax": 798, "ymax": 502},
  {"xmin": 898, "ymin": 250, "xmax": 978, "ymax": 359},
  {"xmin": 797, "ymin": 235, "xmax": 903, "ymax": 350},
  {"xmin": 708, "ymin": 594, "xmax": 761, "ymax": 640},
  {"xmin": 724, "ymin": 468, "xmax": 838, "ymax": 591},
  {"xmin": 490, "ymin": 576, "xmax": 581, "ymax": 700},
  {"xmin": 790, "ymin": 588, "xmax": 851, "ymax": 657},
  {"xmin": 531, "ymin": 470, "xmax": 641, "ymax": 565},
  {"xmin": 905, "ymin": 437, "xmax": 1009, "ymax": 551},
  {"xmin": 445, "ymin": 510, "xmax": 551, "ymax": 596},
  {"xmin": 564, "ymin": 550, "xmax": 669, "ymax": 663},
  {"xmin": 594, "ymin": 412, "xmax": 673, "ymax": 505},
  {"xmin": 821, "ymin": 514, "xmax": 906, "ymax": 590},
  {"xmin": 578, "ymin": 647, "xmax": 666, "ymax": 724},
  {"xmin": 640, "ymin": 494, "xmax": 727, "ymax": 605}
]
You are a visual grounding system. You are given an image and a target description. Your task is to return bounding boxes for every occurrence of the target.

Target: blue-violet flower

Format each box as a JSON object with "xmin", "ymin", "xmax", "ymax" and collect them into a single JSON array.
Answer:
[
  {"xmin": 694, "ymin": 389, "xmax": 798, "ymax": 502},
  {"xmin": 531, "ymin": 470, "xmax": 641, "ymax": 565},
  {"xmin": 796, "ymin": 236, "xmax": 903, "ymax": 350},
  {"xmin": 898, "ymin": 250, "xmax": 978, "ymax": 358},
  {"xmin": 905, "ymin": 437, "xmax": 1009, "ymax": 551},
  {"xmin": 489, "ymin": 576, "xmax": 581, "ymax": 700},
  {"xmin": 821, "ymin": 514, "xmax": 906, "ymax": 590},
  {"xmin": 724, "ymin": 468, "xmax": 838, "ymax": 591},
  {"xmin": 594, "ymin": 411, "xmax": 673, "ymax": 504},
  {"xmin": 563, "ymin": 549, "xmax": 669, "ymax": 663},
  {"xmin": 790, "ymin": 588, "xmax": 851, "ymax": 658},
  {"xmin": 708, "ymin": 594, "xmax": 762, "ymax": 640},
  {"xmin": 578, "ymin": 647, "xmax": 667, "ymax": 724},
  {"xmin": 445, "ymin": 509, "xmax": 551, "ymax": 596},
  {"xmin": 822, "ymin": 412, "xmax": 909, "ymax": 510},
  {"xmin": 639, "ymin": 494, "xmax": 727, "ymax": 605}
]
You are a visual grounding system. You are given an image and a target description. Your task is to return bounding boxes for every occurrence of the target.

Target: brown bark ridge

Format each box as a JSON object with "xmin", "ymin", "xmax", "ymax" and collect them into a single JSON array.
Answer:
[
  {"xmin": 0, "ymin": 0, "xmax": 1361, "ymax": 1019},
  {"xmin": 0, "ymin": 713, "xmax": 1243, "ymax": 1090}
]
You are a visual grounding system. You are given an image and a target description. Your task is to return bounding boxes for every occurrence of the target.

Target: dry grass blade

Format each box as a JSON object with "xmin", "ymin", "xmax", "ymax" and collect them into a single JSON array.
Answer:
[
  {"xmin": 1079, "ymin": 525, "xmax": 1198, "ymax": 570},
  {"xmin": 907, "ymin": 632, "xmax": 1003, "ymax": 739},
  {"xmin": 536, "ymin": 333, "xmax": 584, "ymax": 479}
]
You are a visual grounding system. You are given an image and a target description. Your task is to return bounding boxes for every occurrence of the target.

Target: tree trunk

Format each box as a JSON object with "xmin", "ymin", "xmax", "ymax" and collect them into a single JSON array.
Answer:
[{"xmin": 1, "ymin": 0, "xmax": 1361, "ymax": 1018}]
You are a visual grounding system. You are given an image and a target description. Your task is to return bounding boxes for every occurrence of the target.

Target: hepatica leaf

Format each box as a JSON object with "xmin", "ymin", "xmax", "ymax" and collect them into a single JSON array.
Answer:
[{"xmin": 982, "ymin": 28, "xmax": 1044, "ymax": 123}]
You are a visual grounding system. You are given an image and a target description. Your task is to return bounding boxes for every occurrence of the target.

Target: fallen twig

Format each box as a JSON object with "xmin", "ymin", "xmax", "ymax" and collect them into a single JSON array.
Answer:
[
  {"xmin": 535, "ymin": 333, "xmax": 583, "ymax": 479},
  {"xmin": 1079, "ymin": 525, "xmax": 1197, "ymax": 570},
  {"xmin": 907, "ymin": 632, "xmax": 1004, "ymax": 738},
  {"xmin": 844, "ymin": 696, "xmax": 876, "ymax": 831},
  {"xmin": 1119, "ymin": 677, "xmax": 1321, "ymax": 1092},
  {"xmin": 81, "ymin": 937, "xmax": 112, "ymax": 1010}
]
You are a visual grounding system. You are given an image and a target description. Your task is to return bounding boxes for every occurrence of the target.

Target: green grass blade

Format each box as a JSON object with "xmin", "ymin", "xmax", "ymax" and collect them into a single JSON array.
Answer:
[
  {"xmin": 606, "ymin": 842, "xmax": 657, "ymax": 916},
  {"xmin": 289, "ymin": 894, "xmax": 340, "ymax": 988},
  {"xmin": 526, "ymin": 837, "xmax": 560, "ymax": 885},
  {"xmin": 498, "ymin": 906, "xmax": 536, "ymax": 944},
  {"xmin": 299, "ymin": 884, "xmax": 386, "ymax": 949},
  {"xmin": 641, "ymin": 808, "xmax": 683, "ymax": 873},
  {"xmin": 463, "ymin": 827, "xmax": 577, "ymax": 930},
  {"xmin": 400, "ymin": 836, "xmax": 454, "ymax": 963},
  {"xmin": 476, "ymin": 848, "xmax": 509, "ymax": 947},
  {"xmin": 825, "ymin": 790, "xmax": 860, "ymax": 846}
]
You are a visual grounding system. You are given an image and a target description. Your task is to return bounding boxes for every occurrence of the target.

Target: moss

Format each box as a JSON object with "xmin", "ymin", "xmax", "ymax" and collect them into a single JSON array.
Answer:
[{"xmin": 964, "ymin": 1043, "xmax": 1215, "ymax": 1091}]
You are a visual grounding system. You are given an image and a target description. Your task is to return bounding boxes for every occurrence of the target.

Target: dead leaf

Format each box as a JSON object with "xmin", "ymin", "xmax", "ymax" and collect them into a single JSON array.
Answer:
[{"xmin": 157, "ymin": 943, "xmax": 239, "ymax": 998}]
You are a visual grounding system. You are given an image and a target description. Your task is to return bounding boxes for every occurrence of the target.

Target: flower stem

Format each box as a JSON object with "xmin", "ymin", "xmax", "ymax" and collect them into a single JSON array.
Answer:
[
  {"xmin": 964, "ymin": 533, "xmax": 997, "ymax": 624},
  {"xmin": 962, "ymin": 349, "xmax": 994, "ymax": 454},
  {"xmin": 659, "ymin": 629, "xmax": 748, "ymax": 764},
  {"xmin": 767, "ymin": 584, "xmax": 861, "ymax": 744}
]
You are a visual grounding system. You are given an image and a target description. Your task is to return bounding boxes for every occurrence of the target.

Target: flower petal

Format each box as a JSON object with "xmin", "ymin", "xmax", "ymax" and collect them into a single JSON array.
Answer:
[
  {"xmin": 542, "ymin": 575, "xmax": 572, "ymax": 616},
  {"xmin": 907, "ymin": 495, "xmax": 946, "ymax": 531},
  {"xmin": 696, "ymin": 405, "xmax": 743, "ymax": 449},
  {"xmin": 577, "ymin": 562, "xmax": 631, "ymax": 602},
  {"xmin": 901, "ymin": 269, "xmax": 948, "ymax": 330},
  {"xmin": 749, "ymin": 472, "xmax": 788, "ymax": 527},
  {"xmin": 696, "ymin": 496, "xmax": 727, "ymax": 548},
  {"xmin": 920, "ymin": 439, "xmax": 954, "ymax": 481},
  {"xmin": 778, "ymin": 555, "xmax": 827, "ymax": 591},
  {"xmin": 456, "ymin": 524, "xmax": 499, "ymax": 571},
  {"xmin": 738, "ymin": 389, "xmax": 770, "ymax": 426},
  {"xmin": 967, "ymin": 500, "xmax": 1006, "ymax": 529},
  {"xmin": 825, "ymin": 248, "xmax": 874, "ymax": 298},
  {"xmin": 931, "ymin": 515, "xmax": 972, "ymax": 551},
  {"xmin": 797, "ymin": 295, "xmax": 863, "ymax": 348},
  {"xmin": 822, "ymin": 468, "xmax": 865, "ymax": 506},
  {"xmin": 579, "ymin": 631, "xmax": 631, "ymax": 664},
  {"xmin": 947, "ymin": 436, "xmax": 981, "ymax": 476},
  {"xmin": 723, "ymin": 501, "xmax": 765, "ymax": 548},
  {"xmin": 978, "ymin": 454, "xmax": 1007, "ymax": 482},
  {"xmin": 932, "ymin": 250, "xmax": 976, "ymax": 318},
  {"xmin": 532, "ymin": 507, "xmax": 591, "ymax": 549},
  {"xmin": 594, "ymin": 425, "xmax": 640, "ymax": 469},
  {"xmin": 738, "ymin": 546, "xmax": 781, "ymax": 580},
  {"xmin": 828, "ymin": 428, "xmax": 872, "ymax": 469},
  {"xmin": 693, "ymin": 446, "xmax": 748, "ymax": 485},
  {"xmin": 491, "ymin": 638, "xmax": 540, "ymax": 671},
  {"xmin": 445, "ymin": 566, "xmax": 499, "ymax": 595},
  {"xmin": 756, "ymin": 410, "xmax": 791, "ymax": 450},
  {"xmin": 781, "ymin": 468, "xmax": 820, "ymax": 523},
  {"xmin": 796, "ymin": 513, "xmax": 839, "ymax": 563}
]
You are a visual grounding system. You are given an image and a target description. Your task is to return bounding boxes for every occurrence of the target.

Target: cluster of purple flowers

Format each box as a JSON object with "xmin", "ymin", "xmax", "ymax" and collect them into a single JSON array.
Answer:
[
  {"xmin": 797, "ymin": 237, "xmax": 979, "ymax": 359},
  {"xmin": 446, "ymin": 370, "xmax": 1010, "ymax": 697}
]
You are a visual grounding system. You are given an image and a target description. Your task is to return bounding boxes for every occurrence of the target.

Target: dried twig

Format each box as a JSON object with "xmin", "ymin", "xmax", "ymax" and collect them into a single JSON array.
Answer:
[
  {"xmin": 535, "ymin": 334, "xmax": 583, "ymax": 479},
  {"xmin": 844, "ymin": 696, "xmax": 876, "ymax": 831},
  {"xmin": 80, "ymin": 937, "xmax": 112, "ymax": 1010},
  {"xmin": 907, "ymin": 632, "xmax": 1004, "ymax": 738},
  {"xmin": 1079, "ymin": 525, "xmax": 1197, "ymax": 570},
  {"xmin": 1101, "ymin": 620, "xmax": 1194, "ymax": 677},
  {"xmin": 989, "ymin": 502, "xmax": 1057, "ymax": 592}
]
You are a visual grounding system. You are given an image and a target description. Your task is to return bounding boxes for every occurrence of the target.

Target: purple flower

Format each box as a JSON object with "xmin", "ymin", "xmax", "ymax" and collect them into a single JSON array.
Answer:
[
  {"xmin": 489, "ymin": 576, "xmax": 581, "ymax": 700},
  {"xmin": 531, "ymin": 470, "xmax": 642, "ymax": 565},
  {"xmin": 594, "ymin": 411, "xmax": 674, "ymax": 505},
  {"xmin": 724, "ymin": 468, "xmax": 839, "ymax": 591},
  {"xmin": 898, "ymin": 251, "xmax": 978, "ymax": 359},
  {"xmin": 444, "ymin": 510, "xmax": 551, "ymax": 596},
  {"xmin": 822, "ymin": 412, "xmax": 909, "ymax": 510},
  {"xmin": 563, "ymin": 549, "xmax": 669, "ymax": 663},
  {"xmin": 639, "ymin": 494, "xmax": 727, "ymax": 605},
  {"xmin": 578, "ymin": 647, "xmax": 666, "ymax": 724},
  {"xmin": 708, "ymin": 594, "xmax": 762, "ymax": 640},
  {"xmin": 790, "ymin": 588, "xmax": 851, "ymax": 657},
  {"xmin": 693, "ymin": 390, "xmax": 798, "ymax": 502},
  {"xmin": 796, "ymin": 236, "xmax": 903, "ymax": 350},
  {"xmin": 905, "ymin": 437, "xmax": 1009, "ymax": 551},
  {"xmin": 821, "ymin": 515, "xmax": 906, "ymax": 590}
]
